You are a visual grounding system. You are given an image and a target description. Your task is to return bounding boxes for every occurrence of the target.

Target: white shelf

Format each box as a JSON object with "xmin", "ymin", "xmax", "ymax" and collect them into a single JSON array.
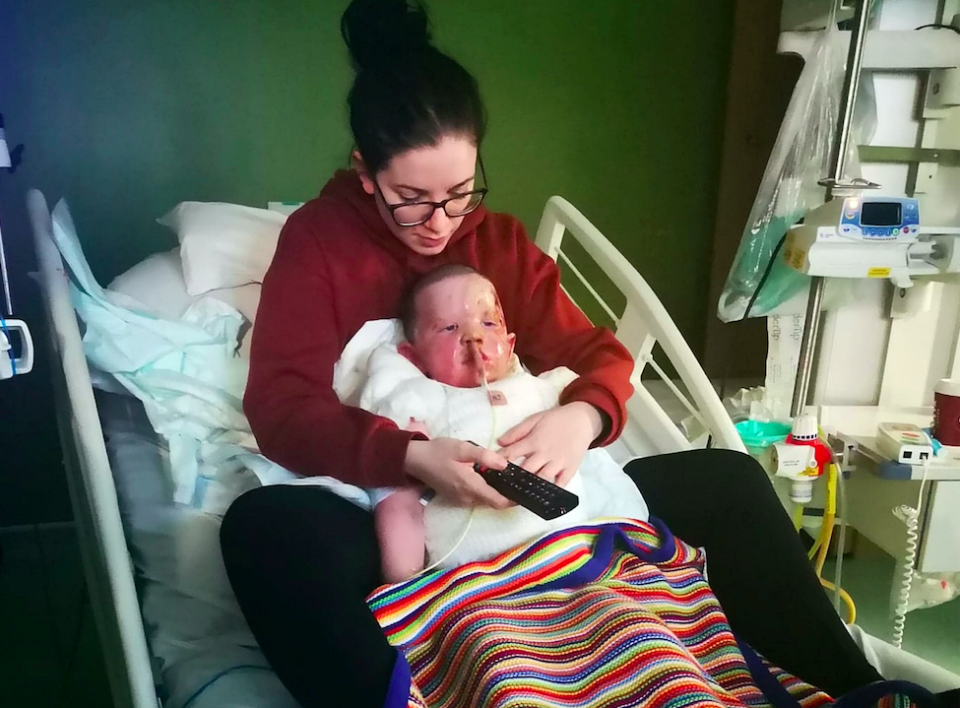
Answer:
[
  {"xmin": 779, "ymin": 30, "xmax": 960, "ymax": 69},
  {"xmin": 844, "ymin": 434, "xmax": 960, "ymax": 481}
]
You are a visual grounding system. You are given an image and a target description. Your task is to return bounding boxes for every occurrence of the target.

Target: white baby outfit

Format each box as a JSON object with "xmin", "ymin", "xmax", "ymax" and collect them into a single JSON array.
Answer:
[{"xmin": 349, "ymin": 321, "xmax": 649, "ymax": 570}]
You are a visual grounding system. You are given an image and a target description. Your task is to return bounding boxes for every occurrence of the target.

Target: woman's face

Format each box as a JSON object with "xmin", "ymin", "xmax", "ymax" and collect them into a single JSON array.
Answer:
[{"xmin": 356, "ymin": 135, "xmax": 479, "ymax": 256}]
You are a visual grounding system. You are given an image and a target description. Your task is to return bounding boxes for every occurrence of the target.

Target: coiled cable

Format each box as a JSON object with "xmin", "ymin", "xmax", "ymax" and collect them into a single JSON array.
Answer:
[{"xmin": 891, "ymin": 459, "xmax": 929, "ymax": 649}]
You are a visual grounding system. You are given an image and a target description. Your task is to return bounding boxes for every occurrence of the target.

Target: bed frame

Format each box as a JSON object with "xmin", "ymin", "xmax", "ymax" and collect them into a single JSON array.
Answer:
[
  {"xmin": 27, "ymin": 189, "xmax": 959, "ymax": 707},
  {"xmin": 29, "ymin": 190, "xmax": 157, "ymax": 707},
  {"xmin": 534, "ymin": 196, "xmax": 744, "ymax": 457}
]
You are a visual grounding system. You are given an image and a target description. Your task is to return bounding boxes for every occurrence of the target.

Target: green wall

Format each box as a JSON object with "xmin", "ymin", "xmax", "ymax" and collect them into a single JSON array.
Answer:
[
  {"xmin": 0, "ymin": 0, "xmax": 733, "ymax": 523},
  {"xmin": 2, "ymin": 0, "xmax": 734, "ymax": 343}
]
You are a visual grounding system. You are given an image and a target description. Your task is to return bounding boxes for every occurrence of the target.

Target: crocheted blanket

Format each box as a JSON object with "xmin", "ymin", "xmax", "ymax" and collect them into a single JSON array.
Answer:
[{"xmin": 367, "ymin": 518, "xmax": 931, "ymax": 708}]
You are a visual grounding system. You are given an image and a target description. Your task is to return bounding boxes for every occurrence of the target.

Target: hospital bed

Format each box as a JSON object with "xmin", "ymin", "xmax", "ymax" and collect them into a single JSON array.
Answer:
[{"xmin": 26, "ymin": 189, "xmax": 960, "ymax": 708}]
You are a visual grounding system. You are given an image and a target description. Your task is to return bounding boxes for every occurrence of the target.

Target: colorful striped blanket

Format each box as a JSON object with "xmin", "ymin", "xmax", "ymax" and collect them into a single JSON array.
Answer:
[{"xmin": 368, "ymin": 518, "xmax": 932, "ymax": 708}]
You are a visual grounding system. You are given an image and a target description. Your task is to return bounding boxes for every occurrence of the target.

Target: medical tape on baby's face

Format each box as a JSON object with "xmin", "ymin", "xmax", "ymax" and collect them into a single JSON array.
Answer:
[{"xmin": 462, "ymin": 278, "xmax": 511, "ymax": 373}]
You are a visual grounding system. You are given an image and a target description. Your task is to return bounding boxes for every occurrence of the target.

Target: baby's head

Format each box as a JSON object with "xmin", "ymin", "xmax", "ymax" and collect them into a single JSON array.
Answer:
[{"xmin": 399, "ymin": 265, "xmax": 516, "ymax": 388}]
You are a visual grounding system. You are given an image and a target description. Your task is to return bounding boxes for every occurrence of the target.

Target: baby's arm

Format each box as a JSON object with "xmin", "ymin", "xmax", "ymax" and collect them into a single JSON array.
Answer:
[
  {"xmin": 375, "ymin": 488, "xmax": 427, "ymax": 583},
  {"xmin": 373, "ymin": 417, "xmax": 431, "ymax": 584}
]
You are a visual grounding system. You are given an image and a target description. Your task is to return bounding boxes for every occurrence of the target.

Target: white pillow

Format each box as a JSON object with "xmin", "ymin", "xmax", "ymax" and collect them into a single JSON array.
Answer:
[
  {"xmin": 108, "ymin": 247, "xmax": 261, "ymax": 357},
  {"xmin": 158, "ymin": 202, "xmax": 286, "ymax": 296},
  {"xmin": 108, "ymin": 248, "xmax": 196, "ymax": 320}
]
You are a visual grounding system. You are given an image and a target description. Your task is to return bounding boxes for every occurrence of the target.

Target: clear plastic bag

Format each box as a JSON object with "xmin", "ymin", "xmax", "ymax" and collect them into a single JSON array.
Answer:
[
  {"xmin": 718, "ymin": 21, "xmax": 876, "ymax": 322},
  {"xmin": 899, "ymin": 571, "xmax": 960, "ymax": 613}
]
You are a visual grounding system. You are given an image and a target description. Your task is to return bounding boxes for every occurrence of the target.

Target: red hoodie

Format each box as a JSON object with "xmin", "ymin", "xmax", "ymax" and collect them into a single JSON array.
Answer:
[{"xmin": 245, "ymin": 170, "xmax": 635, "ymax": 488}]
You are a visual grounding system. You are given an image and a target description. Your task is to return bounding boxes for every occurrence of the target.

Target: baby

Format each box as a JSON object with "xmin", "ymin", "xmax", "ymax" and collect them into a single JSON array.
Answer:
[{"xmin": 361, "ymin": 264, "xmax": 647, "ymax": 582}]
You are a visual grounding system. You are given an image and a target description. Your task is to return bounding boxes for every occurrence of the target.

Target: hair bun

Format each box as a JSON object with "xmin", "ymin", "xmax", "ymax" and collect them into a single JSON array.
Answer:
[{"xmin": 341, "ymin": 0, "xmax": 432, "ymax": 72}]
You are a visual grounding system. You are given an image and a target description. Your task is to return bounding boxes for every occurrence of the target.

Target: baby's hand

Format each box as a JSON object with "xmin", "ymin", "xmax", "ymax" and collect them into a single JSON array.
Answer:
[{"xmin": 405, "ymin": 417, "xmax": 430, "ymax": 436}]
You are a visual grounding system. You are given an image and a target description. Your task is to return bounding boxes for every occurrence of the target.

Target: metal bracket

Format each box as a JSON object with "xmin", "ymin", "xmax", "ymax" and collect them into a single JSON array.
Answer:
[
  {"xmin": 858, "ymin": 146, "xmax": 960, "ymax": 166},
  {"xmin": 828, "ymin": 432, "xmax": 861, "ymax": 477},
  {"xmin": 817, "ymin": 176, "xmax": 882, "ymax": 190},
  {"xmin": 889, "ymin": 281, "xmax": 936, "ymax": 319}
]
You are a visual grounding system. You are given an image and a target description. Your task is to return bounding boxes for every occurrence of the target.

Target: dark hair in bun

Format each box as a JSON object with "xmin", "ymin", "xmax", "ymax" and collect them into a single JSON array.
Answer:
[{"xmin": 341, "ymin": 0, "xmax": 486, "ymax": 174}]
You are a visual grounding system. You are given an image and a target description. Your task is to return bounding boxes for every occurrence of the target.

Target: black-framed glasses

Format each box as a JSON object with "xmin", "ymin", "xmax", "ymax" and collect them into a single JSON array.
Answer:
[{"xmin": 374, "ymin": 156, "xmax": 489, "ymax": 227}]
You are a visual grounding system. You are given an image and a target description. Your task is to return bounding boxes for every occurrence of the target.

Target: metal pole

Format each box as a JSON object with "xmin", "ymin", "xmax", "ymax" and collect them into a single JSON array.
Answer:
[
  {"xmin": 826, "ymin": 0, "xmax": 872, "ymax": 195},
  {"xmin": 791, "ymin": 277, "xmax": 826, "ymax": 418},
  {"xmin": 0, "ymin": 116, "xmax": 13, "ymax": 317},
  {"xmin": 790, "ymin": 0, "xmax": 872, "ymax": 418},
  {"xmin": 0, "ymin": 220, "xmax": 12, "ymax": 316}
]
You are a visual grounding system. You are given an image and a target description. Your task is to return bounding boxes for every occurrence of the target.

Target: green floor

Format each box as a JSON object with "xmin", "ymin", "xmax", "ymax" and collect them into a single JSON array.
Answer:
[
  {"xmin": 0, "ymin": 524, "xmax": 111, "ymax": 707},
  {"xmin": 822, "ymin": 543, "xmax": 960, "ymax": 677}
]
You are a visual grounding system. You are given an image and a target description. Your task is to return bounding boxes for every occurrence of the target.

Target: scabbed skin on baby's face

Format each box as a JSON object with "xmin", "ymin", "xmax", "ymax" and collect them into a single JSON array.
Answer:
[{"xmin": 400, "ymin": 273, "xmax": 516, "ymax": 388}]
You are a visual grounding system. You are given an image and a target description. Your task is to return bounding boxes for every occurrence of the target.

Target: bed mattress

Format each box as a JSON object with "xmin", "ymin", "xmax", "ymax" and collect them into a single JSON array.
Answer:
[{"xmin": 96, "ymin": 390, "xmax": 299, "ymax": 708}]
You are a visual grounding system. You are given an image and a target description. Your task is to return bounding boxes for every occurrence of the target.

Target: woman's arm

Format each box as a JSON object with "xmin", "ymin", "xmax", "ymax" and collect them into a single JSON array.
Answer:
[
  {"xmin": 494, "ymin": 217, "xmax": 635, "ymax": 447},
  {"xmin": 244, "ymin": 216, "xmax": 420, "ymax": 488},
  {"xmin": 478, "ymin": 215, "xmax": 635, "ymax": 485}
]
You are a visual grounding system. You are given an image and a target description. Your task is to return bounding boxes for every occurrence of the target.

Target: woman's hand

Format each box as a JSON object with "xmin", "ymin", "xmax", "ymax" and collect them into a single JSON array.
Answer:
[
  {"xmin": 404, "ymin": 438, "xmax": 513, "ymax": 509},
  {"xmin": 497, "ymin": 402, "xmax": 603, "ymax": 486}
]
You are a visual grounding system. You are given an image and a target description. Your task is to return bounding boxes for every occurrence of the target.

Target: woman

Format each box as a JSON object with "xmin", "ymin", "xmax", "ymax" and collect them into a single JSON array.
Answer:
[{"xmin": 220, "ymin": 1, "xmax": 907, "ymax": 706}]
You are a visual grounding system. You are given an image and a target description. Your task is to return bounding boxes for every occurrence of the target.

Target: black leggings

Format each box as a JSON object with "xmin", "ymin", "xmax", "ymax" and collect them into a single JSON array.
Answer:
[{"xmin": 220, "ymin": 449, "xmax": 886, "ymax": 708}]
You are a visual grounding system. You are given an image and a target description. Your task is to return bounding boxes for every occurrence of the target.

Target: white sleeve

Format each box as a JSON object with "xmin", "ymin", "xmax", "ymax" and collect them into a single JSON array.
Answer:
[
  {"xmin": 536, "ymin": 366, "xmax": 579, "ymax": 397},
  {"xmin": 358, "ymin": 344, "xmax": 447, "ymax": 432}
]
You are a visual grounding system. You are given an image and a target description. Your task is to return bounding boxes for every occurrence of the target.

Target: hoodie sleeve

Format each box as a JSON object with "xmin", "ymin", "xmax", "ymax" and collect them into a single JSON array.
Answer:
[
  {"xmin": 243, "ymin": 213, "xmax": 425, "ymax": 487},
  {"xmin": 493, "ymin": 217, "xmax": 635, "ymax": 446}
]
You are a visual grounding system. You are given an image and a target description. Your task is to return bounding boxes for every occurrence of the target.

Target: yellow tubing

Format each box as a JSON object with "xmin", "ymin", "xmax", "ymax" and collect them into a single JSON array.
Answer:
[
  {"xmin": 824, "ymin": 464, "xmax": 838, "ymax": 517},
  {"xmin": 792, "ymin": 504, "xmax": 805, "ymax": 531},
  {"xmin": 807, "ymin": 512, "xmax": 832, "ymax": 566},
  {"xmin": 815, "ymin": 464, "xmax": 839, "ymax": 573},
  {"xmin": 820, "ymin": 578, "xmax": 857, "ymax": 625},
  {"xmin": 815, "ymin": 513, "xmax": 834, "ymax": 575},
  {"xmin": 812, "ymin": 461, "xmax": 857, "ymax": 624}
]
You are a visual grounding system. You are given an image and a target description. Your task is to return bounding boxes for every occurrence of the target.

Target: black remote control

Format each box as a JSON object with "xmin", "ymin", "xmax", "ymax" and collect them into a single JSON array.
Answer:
[{"xmin": 473, "ymin": 461, "xmax": 580, "ymax": 520}]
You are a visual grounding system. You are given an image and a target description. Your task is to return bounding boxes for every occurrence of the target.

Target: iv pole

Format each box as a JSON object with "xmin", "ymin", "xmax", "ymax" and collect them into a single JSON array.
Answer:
[
  {"xmin": 0, "ymin": 114, "xmax": 17, "ymax": 317},
  {"xmin": 0, "ymin": 218, "xmax": 12, "ymax": 317},
  {"xmin": 790, "ymin": 0, "xmax": 874, "ymax": 418}
]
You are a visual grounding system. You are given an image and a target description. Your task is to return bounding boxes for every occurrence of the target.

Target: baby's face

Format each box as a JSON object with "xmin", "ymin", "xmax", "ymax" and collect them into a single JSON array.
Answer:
[{"xmin": 400, "ymin": 273, "xmax": 516, "ymax": 388}]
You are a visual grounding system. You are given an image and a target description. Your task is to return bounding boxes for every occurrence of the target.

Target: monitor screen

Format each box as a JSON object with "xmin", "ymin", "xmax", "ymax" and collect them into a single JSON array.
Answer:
[{"xmin": 860, "ymin": 202, "xmax": 902, "ymax": 226}]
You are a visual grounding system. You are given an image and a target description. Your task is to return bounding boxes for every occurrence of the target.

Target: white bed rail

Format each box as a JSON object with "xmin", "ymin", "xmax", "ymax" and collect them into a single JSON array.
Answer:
[
  {"xmin": 28, "ymin": 190, "xmax": 156, "ymax": 708},
  {"xmin": 535, "ymin": 196, "xmax": 744, "ymax": 455}
]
